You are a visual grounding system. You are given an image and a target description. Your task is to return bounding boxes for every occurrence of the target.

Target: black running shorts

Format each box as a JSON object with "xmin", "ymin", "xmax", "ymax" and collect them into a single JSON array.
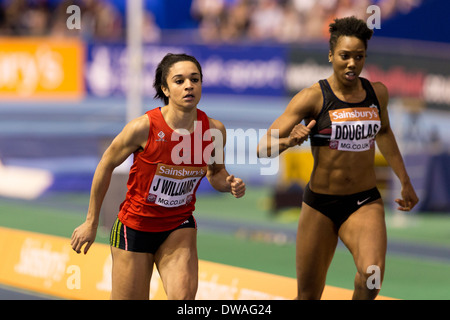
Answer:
[
  {"xmin": 110, "ymin": 215, "xmax": 197, "ymax": 254},
  {"xmin": 303, "ymin": 183, "xmax": 381, "ymax": 229}
]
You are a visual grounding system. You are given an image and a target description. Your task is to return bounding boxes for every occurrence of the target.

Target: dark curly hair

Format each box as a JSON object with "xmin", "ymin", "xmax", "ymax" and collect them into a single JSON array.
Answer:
[
  {"xmin": 329, "ymin": 16, "xmax": 373, "ymax": 53},
  {"xmin": 153, "ymin": 53, "xmax": 203, "ymax": 105}
]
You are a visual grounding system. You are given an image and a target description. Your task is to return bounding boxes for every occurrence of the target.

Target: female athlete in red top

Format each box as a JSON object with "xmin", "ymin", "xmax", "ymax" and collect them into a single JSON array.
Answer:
[
  {"xmin": 117, "ymin": 106, "xmax": 212, "ymax": 232},
  {"xmin": 71, "ymin": 53, "xmax": 245, "ymax": 300}
]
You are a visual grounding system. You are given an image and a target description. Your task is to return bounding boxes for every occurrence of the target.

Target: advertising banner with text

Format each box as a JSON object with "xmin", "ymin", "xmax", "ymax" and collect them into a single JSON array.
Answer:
[
  {"xmin": 85, "ymin": 43, "xmax": 288, "ymax": 98},
  {"xmin": 0, "ymin": 227, "xmax": 395, "ymax": 300},
  {"xmin": 0, "ymin": 38, "xmax": 85, "ymax": 100}
]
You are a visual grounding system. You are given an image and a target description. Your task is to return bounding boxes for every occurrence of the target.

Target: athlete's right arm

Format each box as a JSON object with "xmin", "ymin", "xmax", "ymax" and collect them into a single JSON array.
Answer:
[
  {"xmin": 257, "ymin": 86, "xmax": 320, "ymax": 158},
  {"xmin": 71, "ymin": 115, "xmax": 149, "ymax": 254}
]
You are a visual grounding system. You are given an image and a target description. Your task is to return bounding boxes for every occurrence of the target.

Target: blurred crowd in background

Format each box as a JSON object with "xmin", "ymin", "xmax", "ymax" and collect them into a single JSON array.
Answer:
[
  {"xmin": 0, "ymin": 0, "xmax": 128, "ymax": 41},
  {"xmin": 0, "ymin": 0, "xmax": 422, "ymax": 43},
  {"xmin": 191, "ymin": 0, "xmax": 421, "ymax": 43}
]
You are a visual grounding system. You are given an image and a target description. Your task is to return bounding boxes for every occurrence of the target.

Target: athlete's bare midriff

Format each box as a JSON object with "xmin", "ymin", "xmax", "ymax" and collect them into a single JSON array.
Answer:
[{"xmin": 309, "ymin": 145, "xmax": 377, "ymax": 195}]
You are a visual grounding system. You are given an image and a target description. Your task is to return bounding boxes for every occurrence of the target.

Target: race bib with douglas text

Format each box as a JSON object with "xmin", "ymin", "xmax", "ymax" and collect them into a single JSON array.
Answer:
[{"xmin": 329, "ymin": 107, "xmax": 381, "ymax": 152}]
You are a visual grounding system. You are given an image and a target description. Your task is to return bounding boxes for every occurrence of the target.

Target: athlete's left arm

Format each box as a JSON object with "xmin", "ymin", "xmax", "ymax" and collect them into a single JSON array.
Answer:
[
  {"xmin": 206, "ymin": 118, "xmax": 246, "ymax": 198},
  {"xmin": 374, "ymin": 82, "xmax": 419, "ymax": 211}
]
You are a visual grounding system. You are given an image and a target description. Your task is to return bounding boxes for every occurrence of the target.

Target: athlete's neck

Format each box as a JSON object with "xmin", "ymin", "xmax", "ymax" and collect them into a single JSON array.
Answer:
[
  {"xmin": 327, "ymin": 75, "xmax": 365, "ymax": 103},
  {"xmin": 161, "ymin": 105, "xmax": 197, "ymax": 132}
]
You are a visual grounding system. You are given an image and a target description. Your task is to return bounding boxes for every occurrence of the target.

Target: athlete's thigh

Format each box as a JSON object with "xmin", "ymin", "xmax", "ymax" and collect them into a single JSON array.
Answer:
[
  {"xmin": 110, "ymin": 246, "xmax": 154, "ymax": 300},
  {"xmin": 339, "ymin": 199, "xmax": 387, "ymax": 275},
  {"xmin": 154, "ymin": 227, "xmax": 198, "ymax": 300},
  {"xmin": 296, "ymin": 203, "xmax": 339, "ymax": 299}
]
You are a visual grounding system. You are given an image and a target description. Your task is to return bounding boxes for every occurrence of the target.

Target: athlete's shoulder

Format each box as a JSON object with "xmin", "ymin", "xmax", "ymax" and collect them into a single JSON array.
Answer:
[
  {"xmin": 145, "ymin": 106, "xmax": 162, "ymax": 119},
  {"xmin": 294, "ymin": 82, "xmax": 322, "ymax": 102},
  {"xmin": 112, "ymin": 113, "xmax": 150, "ymax": 152},
  {"xmin": 299, "ymin": 82, "xmax": 322, "ymax": 97},
  {"xmin": 208, "ymin": 117, "xmax": 225, "ymax": 133},
  {"xmin": 126, "ymin": 114, "xmax": 150, "ymax": 139},
  {"xmin": 288, "ymin": 82, "xmax": 323, "ymax": 115},
  {"xmin": 369, "ymin": 81, "xmax": 389, "ymax": 106},
  {"xmin": 367, "ymin": 80, "xmax": 388, "ymax": 96}
]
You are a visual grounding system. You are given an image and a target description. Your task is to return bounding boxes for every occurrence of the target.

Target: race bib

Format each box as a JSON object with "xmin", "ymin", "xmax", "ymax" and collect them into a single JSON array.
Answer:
[
  {"xmin": 329, "ymin": 107, "xmax": 381, "ymax": 152},
  {"xmin": 147, "ymin": 163, "xmax": 206, "ymax": 208}
]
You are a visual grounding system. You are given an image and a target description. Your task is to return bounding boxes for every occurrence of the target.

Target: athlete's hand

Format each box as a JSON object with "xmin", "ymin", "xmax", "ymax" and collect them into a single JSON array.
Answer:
[
  {"xmin": 71, "ymin": 221, "xmax": 97, "ymax": 254},
  {"xmin": 395, "ymin": 182, "xmax": 419, "ymax": 211},
  {"xmin": 226, "ymin": 175, "xmax": 246, "ymax": 198},
  {"xmin": 288, "ymin": 120, "xmax": 316, "ymax": 147}
]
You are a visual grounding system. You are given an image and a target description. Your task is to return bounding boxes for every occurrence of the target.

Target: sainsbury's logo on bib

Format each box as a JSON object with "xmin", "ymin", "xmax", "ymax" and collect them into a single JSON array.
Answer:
[
  {"xmin": 156, "ymin": 165, "xmax": 205, "ymax": 178},
  {"xmin": 330, "ymin": 107, "xmax": 380, "ymax": 122},
  {"xmin": 329, "ymin": 107, "xmax": 381, "ymax": 152},
  {"xmin": 148, "ymin": 163, "xmax": 206, "ymax": 208}
]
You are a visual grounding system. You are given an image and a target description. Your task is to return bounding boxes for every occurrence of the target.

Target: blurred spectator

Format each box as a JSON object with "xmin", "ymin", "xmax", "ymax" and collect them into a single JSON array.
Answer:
[
  {"xmin": 142, "ymin": 11, "xmax": 160, "ymax": 43},
  {"xmin": 191, "ymin": 0, "xmax": 226, "ymax": 42},
  {"xmin": 22, "ymin": 2, "xmax": 51, "ymax": 36},
  {"xmin": 274, "ymin": 1, "xmax": 303, "ymax": 43},
  {"xmin": 248, "ymin": 0, "xmax": 284, "ymax": 41},
  {"xmin": 219, "ymin": 0, "xmax": 250, "ymax": 43},
  {"xmin": 0, "ymin": 0, "xmax": 50, "ymax": 36},
  {"xmin": 303, "ymin": 1, "xmax": 331, "ymax": 40},
  {"xmin": 93, "ymin": 0, "xmax": 122, "ymax": 41},
  {"xmin": 49, "ymin": 0, "xmax": 82, "ymax": 38}
]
